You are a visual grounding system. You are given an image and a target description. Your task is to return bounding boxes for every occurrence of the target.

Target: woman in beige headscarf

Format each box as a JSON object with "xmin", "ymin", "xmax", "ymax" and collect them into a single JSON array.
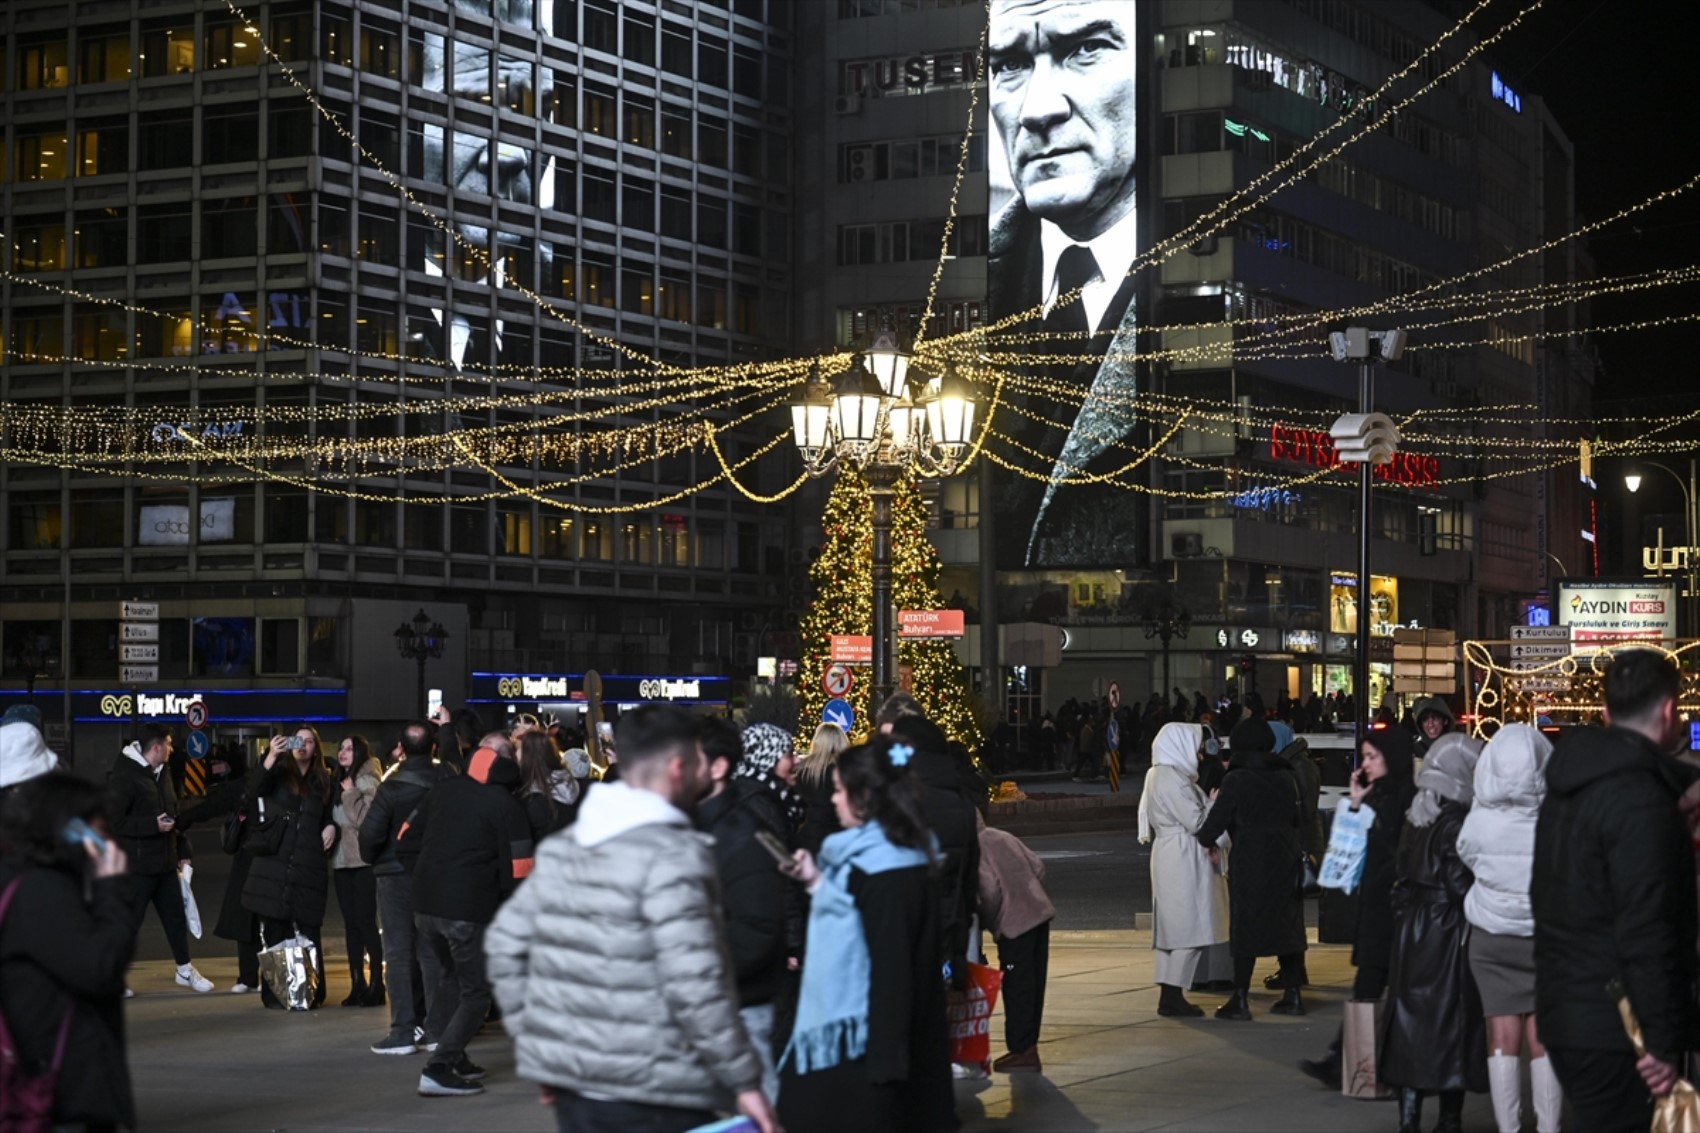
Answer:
[{"xmin": 1138, "ymin": 721, "xmax": 1229, "ymax": 1016}]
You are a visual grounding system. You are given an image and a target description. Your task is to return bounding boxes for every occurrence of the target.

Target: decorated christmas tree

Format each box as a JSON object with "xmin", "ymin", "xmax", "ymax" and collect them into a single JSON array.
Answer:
[{"xmin": 796, "ymin": 469, "xmax": 982, "ymax": 750}]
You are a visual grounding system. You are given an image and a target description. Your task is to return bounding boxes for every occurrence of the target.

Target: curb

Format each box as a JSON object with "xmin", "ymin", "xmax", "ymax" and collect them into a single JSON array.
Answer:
[{"xmin": 988, "ymin": 789, "xmax": 1140, "ymax": 836}]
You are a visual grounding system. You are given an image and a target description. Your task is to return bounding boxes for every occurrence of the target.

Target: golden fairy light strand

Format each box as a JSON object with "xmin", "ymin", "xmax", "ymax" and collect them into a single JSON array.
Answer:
[{"xmin": 914, "ymin": 20, "xmax": 988, "ymax": 350}]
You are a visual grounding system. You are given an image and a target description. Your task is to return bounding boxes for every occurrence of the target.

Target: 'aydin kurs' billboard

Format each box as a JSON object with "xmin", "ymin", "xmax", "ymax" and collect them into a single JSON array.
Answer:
[
  {"xmin": 1558, "ymin": 579, "xmax": 1678, "ymax": 644},
  {"xmin": 986, "ymin": 0, "xmax": 1147, "ymax": 568}
]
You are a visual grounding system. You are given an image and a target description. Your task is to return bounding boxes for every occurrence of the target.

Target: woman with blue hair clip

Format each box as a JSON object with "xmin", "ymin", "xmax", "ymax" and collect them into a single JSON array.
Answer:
[{"xmin": 776, "ymin": 737, "xmax": 955, "ymax": 1133}]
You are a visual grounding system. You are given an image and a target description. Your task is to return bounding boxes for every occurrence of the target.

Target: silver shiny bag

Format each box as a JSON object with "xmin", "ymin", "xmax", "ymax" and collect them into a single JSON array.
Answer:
[{"xmin": 257, "ymin": 928, "xmax": 320, "ymax": 1011}]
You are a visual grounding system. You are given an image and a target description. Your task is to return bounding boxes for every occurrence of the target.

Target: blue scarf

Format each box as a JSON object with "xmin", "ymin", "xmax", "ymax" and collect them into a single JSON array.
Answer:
[{"xmin": 781, "ymin": 820, "xmax": 930, "ymax": 1075}]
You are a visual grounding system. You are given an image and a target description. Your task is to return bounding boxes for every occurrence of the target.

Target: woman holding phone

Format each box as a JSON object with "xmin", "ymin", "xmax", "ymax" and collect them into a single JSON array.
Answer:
[
  {"xmin": 242, "ymin": 725, "xmax": 338, "ymax": 1008},
  {"xmin": 0, "ymin": 772, "xmax": 135, "ymax": 1131},
  {"xmin": 331, "ymin": 734, "xmax": 384, "ymax": 1006}
]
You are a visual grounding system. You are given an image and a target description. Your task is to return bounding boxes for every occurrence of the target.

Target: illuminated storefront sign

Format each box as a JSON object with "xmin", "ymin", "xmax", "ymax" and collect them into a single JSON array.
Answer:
[
  {"xmin": 839, "ymin": 52, "xmax": 979, "ymax": 96},
  {"xmin": 1490, "ymin": 72, "xmax": 1522, "ymax": 113},
  {"xmin": 473, "ymin": 672, "xmax": 726, "ymax": 706},
  {"xmin": 1284, "ymin": 629, "xmax": 1320, "ymax": 653},
  {"xmin": 138, "ymin": 499, "xmax": 236, "ymax": 545},
  {"xmin": 1270, "ymin": 423, "xmax": 1439, "ymax": 485},
  {"xmin": 1232, "ymin": 486, "xmax": 1301, "ymax": 510},
  {"xmin": 1329, "ymin": 573, "xmax": 1401, "ymax": 637},
  {"xmin": 1559, "ymin": 580, "xmax": 1677, "ymax": 643}
]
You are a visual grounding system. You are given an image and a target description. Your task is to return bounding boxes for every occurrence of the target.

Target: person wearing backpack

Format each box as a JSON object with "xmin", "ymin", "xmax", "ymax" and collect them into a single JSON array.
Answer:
[{"xmin": 0, "ymin": 772, "xmax": 135, "ymax": 1132}]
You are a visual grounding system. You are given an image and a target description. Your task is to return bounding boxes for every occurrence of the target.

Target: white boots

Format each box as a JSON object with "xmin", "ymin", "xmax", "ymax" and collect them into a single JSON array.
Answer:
[
  {"xmin": 1487, "ymin": 1054, "xmax": 1522, "ymax": 1133},
  {"xmin": 1531, "ymin": 1055, "xmax": 1564, "ymax": 1133},
  {"xmin": 1487, "ymin": 1052, "xmax": 1565, "ymax": 1132}
]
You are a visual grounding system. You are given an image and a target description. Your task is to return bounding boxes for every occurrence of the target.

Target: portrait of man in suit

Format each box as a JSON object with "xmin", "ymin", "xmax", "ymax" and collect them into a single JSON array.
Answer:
[{"xmin": 986, "ymin": 0, "xmax": 1144, "ymax": 567}]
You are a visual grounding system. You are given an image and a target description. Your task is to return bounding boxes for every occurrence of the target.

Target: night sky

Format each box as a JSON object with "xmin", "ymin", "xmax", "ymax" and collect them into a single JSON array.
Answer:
[{"xmin": 1486, "ymin": 0, "xmax": 1698, "ymax": 407}]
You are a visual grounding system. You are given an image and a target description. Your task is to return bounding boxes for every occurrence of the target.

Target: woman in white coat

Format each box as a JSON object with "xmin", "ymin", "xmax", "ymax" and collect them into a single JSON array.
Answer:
[
  {"xmin": 1138, "ymin": 722, "xmax": 1229, "ymax": 1017},
  {"xmin": 1456, "ymin": 723, "xmax": 1561, "ymax": 1133}
]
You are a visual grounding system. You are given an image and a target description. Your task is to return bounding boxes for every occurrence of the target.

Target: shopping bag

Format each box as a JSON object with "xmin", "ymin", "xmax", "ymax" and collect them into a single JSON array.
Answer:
[
  {"xmin": 947, "ymin": 961, "xmax": 1004, "ymax": 1066},
  {"xmin": 1319, "ymin": 799, "xmax": 1374, "ymax": 894},
  {"xmin": 1342, "ymin": 998, "xmax": 1393, "ymax": 1100},
  {"xmin": 1611, "ymin": 981, "xmax": 1700, "ymax": 1133},
  {"xmin": 684, "ymin": 1121, "xmax": 757, "ymax": 1133},
  {"xmin": 258, "ymin": 929, "xmax": 320, "ymax": 1011},
  {"xmin": 179, "ymin": 863, "xmax": 203, "ymax": 939}
]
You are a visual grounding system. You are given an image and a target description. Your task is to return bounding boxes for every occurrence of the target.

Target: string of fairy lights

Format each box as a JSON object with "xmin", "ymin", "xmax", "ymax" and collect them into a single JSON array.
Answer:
[{"xmin": 1, "ymin": 0, "xmax": 1695, "ymax": 514}]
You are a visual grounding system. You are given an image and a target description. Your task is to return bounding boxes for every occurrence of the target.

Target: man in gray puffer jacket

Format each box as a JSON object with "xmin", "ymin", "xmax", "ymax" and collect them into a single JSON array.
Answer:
[{"xmin": 485, "ymin": 705, "xmax": 779, "ymax": 1133}]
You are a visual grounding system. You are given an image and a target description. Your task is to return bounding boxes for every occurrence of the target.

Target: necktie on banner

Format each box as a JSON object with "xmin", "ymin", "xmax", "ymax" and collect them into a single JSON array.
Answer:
[{"xmin": 1044, "ymin": 243, "xmax": 1099, "ymax": 347}]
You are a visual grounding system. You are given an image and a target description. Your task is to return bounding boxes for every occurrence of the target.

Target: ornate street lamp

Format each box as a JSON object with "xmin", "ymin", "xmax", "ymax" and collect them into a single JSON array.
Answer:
[
  {"xmin": 789, "ymin": 326, "xmax": 982, "ymax": 712},
  {"xmin": 393, "ymin": 608, "xmax": 448, "ymax": 716}
]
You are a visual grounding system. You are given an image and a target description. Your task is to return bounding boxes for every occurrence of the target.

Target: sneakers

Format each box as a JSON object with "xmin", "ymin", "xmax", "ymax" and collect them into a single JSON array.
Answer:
[
  {"xmin": 418, "ymin": 1064, "xmax": 484, "ymax": 1097},
  {"xmin": 122, "ymin": 987, "xmax": 135, "ymax": 999},
  {"xmin": 415, "ymin": 1026, "xmax": 440, "ymax": 1053},
  {"xmin": 951, "ymin": 1061, "xmax": 991, "ymax": 1080},
  {"xmin": 371, "ymin": 1033, "xmax": 419, "ymax": 1056},
  {"xmin": 175, "ymin": 965, "xmax": 215, "ymax": 993},
  {"xmin": 992, "ymin": 1048, "xmax": 1042, "ymax": 1073},
  {"xmin": 230, "ymin": 982, "xmax": 256, "ymax": 995},
  {"xmin": 454, "ymin": 1056, "xmax": 486, "ymax": 1080}
]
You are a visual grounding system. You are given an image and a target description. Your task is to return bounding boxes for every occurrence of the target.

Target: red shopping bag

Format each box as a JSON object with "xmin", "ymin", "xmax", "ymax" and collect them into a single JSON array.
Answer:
[{"xmin": 947, "ymin": 962, "xmax": 1004, "ymax": 1065}]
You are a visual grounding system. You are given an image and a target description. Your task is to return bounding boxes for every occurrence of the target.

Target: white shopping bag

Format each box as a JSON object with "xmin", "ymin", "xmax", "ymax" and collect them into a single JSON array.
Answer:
[{"xmin": 179, "ymin": 863, "xmax": 203, "ymax": 939}]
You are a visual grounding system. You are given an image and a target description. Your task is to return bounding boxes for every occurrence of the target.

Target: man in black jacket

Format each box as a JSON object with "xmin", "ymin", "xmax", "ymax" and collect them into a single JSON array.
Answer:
[
  {"xmin": 360, "ymin": 719, "xmax": 456, "ymax": 1056},
  {"xmin": 891, "ymin": 716, "xmax": 981, "ymax": 992},
  {"xmin": 107, "ymin": 722, "xmax": 213, "ymax": 993},
  {"xmin": 695, "ymin": 717, "xmax": 787, "ymax": 1100},
  {"xmin": 1533, "ymin": 649, "xmax": 1699, "ymax": 1132},
  {"xmin": 409, "ymin": 732, "xmax": 533, "ymax": 1097}
]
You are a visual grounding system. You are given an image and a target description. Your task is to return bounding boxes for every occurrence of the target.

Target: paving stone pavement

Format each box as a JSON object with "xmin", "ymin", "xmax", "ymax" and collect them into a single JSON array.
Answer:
[{"xmin": 121, "ymin": 929, "xmax": 1514, "ymax": 1132}]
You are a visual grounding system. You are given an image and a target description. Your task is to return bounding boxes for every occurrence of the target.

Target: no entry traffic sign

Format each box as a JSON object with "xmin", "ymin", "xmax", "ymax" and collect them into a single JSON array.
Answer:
[
  {"xmin": 185, "ymin": 699, "xmax": 209, "ymax": 730},
  {"xmin": 822, "ymin": 663, "xmax": 854, "ymax": 698}
]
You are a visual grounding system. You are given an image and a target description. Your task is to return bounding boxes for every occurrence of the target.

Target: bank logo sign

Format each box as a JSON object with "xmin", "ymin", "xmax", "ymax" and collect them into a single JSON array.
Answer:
[{"xmin": 1558, "ymin": 580, "xmax": 1677, "ymax": 644}]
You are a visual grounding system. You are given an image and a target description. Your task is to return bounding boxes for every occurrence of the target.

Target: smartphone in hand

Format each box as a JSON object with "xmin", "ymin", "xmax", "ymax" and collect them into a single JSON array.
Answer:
[
  {"xmin": 63, "ymin": 816, "xmax": 109, "ymax": 853},
  {"xmin": 754, "ymin": 829, "xmax": 792, "ymax": 866}
]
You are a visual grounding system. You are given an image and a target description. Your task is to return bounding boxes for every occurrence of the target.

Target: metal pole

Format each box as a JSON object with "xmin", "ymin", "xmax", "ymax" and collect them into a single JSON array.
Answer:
[
  {"xmin": 416, "ymin": 652, "xmax": 427, "ymax": 720},
  {"xmin": 1689, "ymin": 458, "xmax": 1697, "ymax": 640},
  {"xmin": 868, "ymin": 465, "xmax": 898, "ymax": 717},
  {"xmin": 61, "ymin": 537, "xmax": 71, "ymax": 768},
  {"xmin": 978, "ymin": 459, "xmax": 1000, "ymax": 719},
  {"xmin": 1354, "ymin": 362, "xmax": 1374, "ymax": 757}
]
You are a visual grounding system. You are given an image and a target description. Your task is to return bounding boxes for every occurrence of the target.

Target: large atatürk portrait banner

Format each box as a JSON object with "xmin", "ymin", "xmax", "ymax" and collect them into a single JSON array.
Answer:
[{"xmin": 986, "ymin": 0, "xmax": 1145, "ymax": 569}]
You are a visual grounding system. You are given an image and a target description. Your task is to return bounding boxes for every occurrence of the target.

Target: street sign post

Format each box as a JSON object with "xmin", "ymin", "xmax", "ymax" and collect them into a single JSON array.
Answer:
[
  {"xmin": 120, "ymin": 644, "xmax": 160, "ymax": 663},
  {"xmin": 822, "ymin": 698, "xmax": 855, "ymax": 732},
  {"xmin": 120, "ymin": 601, "xmax": 160, "ymax": 621},
  {"xmin": 822, "ymin": 663, "xmax": 854, "ymax": 699},
  {"xmin": 186, "ymin": 731, "xmax": 211, "ymax": 760},
  {"xmin": 119, "ymin": 664, "xmax": 159, "ymax": 684},
  {"xmin": 829, "ymin": 635, "xmax": 873, "ymax": 665},
  {"xmin": 896, "ymin": 609, "xmax": 966, "ymax": 639},
  {"xmin": 1509, "ymin": 643, "xmax": 1570, "ymax": 660},
  {"xmin": 185, "ymin": 699, "xmax": 208, "ymax": 730}
]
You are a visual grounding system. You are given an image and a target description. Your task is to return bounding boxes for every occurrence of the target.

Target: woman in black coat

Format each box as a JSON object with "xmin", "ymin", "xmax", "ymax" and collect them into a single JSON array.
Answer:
[
  {"xmin": 0, "ymin": 773, "xmax": 135, "ymax": 1132},
  {"xmin": 1301, "ymin": 725, "xmax": 1417, "ymax": 1087},
  {"xmin": 242, "ymin": 726, "xmax": 338, "ymax": 1008},
  {"xmin": 176, "ymin": 774, "xmax": 264, "ymax": 993},
  {"xmin": 1381, "ymin": 735, "xmax": 1487, "ymax": 1133},
  {"xmin": 1195, "ymin": 718, "xmax": 1308, "ymax": 1019}
]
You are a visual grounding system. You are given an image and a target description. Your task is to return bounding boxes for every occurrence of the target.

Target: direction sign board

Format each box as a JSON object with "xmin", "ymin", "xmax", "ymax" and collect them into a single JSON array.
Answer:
[
  {"xmin": 120, "ymin": 664, "xmax": 160, "ymax": 684},
  {"xmin": 120, "ymin": 622, "xmax": 160, "ymax": 643},
  {"xmin": 1510, "ymin": 625, "xmax": 1571, "ymax": 640},
  {"xmin": 1514, "ymin": 678, "xmax": 1571, "ymax": 692},
  {"xmin": 830, "ymin": 635, "xmax": 873, "ymax": 665},
  {"xmin": 822, "ymin": 698, "xmax": 855, "ymax": 732},
  {"xmin": 1509, "ymin": 643, "xmax": 1570, "ymax": 660},
  {"xmin": 822, "ymin": 663, "xmax": 854, "ymax": 699},
  {"xmin": 1507, "ymin": 659, "xmax": 1565, "ymax": 672},
  {"xmin": 186, "ymin": 730, "xmax": 211, "ymax": 760},
  {"xmin": 185, "ymin": 700, "xmax": 208, "ymax": 730},
  {"xmin": 897, "ymin": 609, "xmax": 966, "ymax": 639},
  {"xmin": 120, "ymin": 601, "xmax": 160, "ymax": 621},
  {"xmin": 120, "ymin": 644, "xmax": 160, "ymax": 663}
]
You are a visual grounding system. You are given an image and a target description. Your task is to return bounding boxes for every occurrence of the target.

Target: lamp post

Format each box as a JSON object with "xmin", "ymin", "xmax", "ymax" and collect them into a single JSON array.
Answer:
[
  {"xmin": 1142, "ymin": 599, "xmax": 1191, "ymax": 707},
  {"xmin": 393, "ymin": 608, "xmax": 448, "ymax": 715},
  {"xmin": 1625, "ymin": 458, "xmax": 1698, "ymax": 636},
  {"xmin": 1328, "ymin": 327, "xmax": 1406, "ymax": 754},
  {"xmin": 790, "ymin": 328, "xmax": 981, "ymax": 716}
]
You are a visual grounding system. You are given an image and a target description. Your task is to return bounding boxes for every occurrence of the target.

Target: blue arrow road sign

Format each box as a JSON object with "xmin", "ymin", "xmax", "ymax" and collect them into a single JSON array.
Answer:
[
  {"xmin": 822, "ymin": 698, "xmax": 855, "ymax": 732},
  {"xmin": 187, "ymin": 730, "xmax": 211, "ymax": 760}
]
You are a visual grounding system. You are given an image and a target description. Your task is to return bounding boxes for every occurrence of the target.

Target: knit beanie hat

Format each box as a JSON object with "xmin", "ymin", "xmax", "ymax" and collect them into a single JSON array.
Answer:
[
  {"xmin": 738, "ymin": 724, "xmax": 794, "ymax": 778},
  {"xmin": 1228, "ymin": 717, "xmax": 1276, "ymax": 754},
  {"xmin": 562, "ymin": 747, "xmax": 592, "ymax": 781}
]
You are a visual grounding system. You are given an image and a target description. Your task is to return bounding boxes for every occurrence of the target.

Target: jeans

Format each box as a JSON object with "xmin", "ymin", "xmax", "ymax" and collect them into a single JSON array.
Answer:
[
  {"xmin": 997, "ymin": 922, "xmax": 1050, "ymax": 1053},
  {"xmin": 376, "ymin": 874, "xmax": 429, "ymax": 1037},
  {"xmin": 552, "ymin": 1092, "xmax": 716, "ymax": 1133},
  {"xmin": 1547, "ymin": 1045, "xmax": 1656, "ymax": 1133},
  {"xmin": 333, "ymin": 867, "xmax": 382, "ymax": 986},
  {"xmin": 126, "ymin": 870, "xmax": 192, "ymax": 967},
  {"xmin": 416, "ymin": 914, "xmax": 489, "ymax": 1068},
  {"xmin": 740, "ymin": 1002, "xmax": 778, "ymax": 1103}
]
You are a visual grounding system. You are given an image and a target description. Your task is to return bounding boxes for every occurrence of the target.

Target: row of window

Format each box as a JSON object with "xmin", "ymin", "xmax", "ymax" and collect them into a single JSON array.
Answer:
[
  {"xmin": 0, "ymin": 614, "xmax": 324, "ymax": 680},
  {"xmin": 835, "ymin": 0, "xmax": 979, "ymax": 17},
  {"xmin": 1160, "ymin": 111, "xmax": 1464, "ymax": 243},
  {"xmin": 5, "ymin": 488, "xmax": 764, "ymax": 569},
  {"xmin": 835, "ymin": 215, "xmax": 987, "ymax": 266},
  {"xmin": 838, "ymin": 132, "xmax": 983, "ymax": 184}
]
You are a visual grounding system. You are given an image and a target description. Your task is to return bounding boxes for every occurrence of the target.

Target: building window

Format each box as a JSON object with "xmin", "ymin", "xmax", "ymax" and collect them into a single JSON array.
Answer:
[
  {"xmin": 659, "ymin": 514, "xmax": 690, "ymax": 566},
  {"xmin": 361, "ymin": 21, "xmax": 401, "ymax": 77},
  {"xmin": 204, "ymin": 19, "xmax": 263, "ymax": 69},
  {"xmin": 134, "ymin": 303, "xmax": 195, "ymax": 358},
  {"xmin": 583, "ymin": 169, "xmax": 615, "ymax": 223},
  {"xmin": 733, "ymin": 284, "xmax": 760, "ymax": 336},
  {"xmin": 271, "ymin": 9, "xmax": 311, "ymax": 61},
  {"xmin": 697, "ymin": 278, "xmax": 726, "ymax": 329},
  {"xmin": 621, "ymin": 267, "xmax": 654, "ymax": 315},
  {"xmin": 660, "ymin": 112, "xmax": 692, "ymax": 160},
  {"xmin": 202, "ymin": 198, "xmax": 258, "ymax": 260},
  {"xmin": 7, "ymin": 492, "xmax": 62, "ymax": 550},
  {"xmin": 8, "ymin": 309, "xmax": 65, "ymax": 362},
  {"xmin": 355, "ymin": 500, "xmax": 397, "ymax": 546},
  {"xmin": 662, "ymin": 29, "xmax": 692, "ymax": 77},
  {"xmin": 74, "ymin": 208, "xmax": 128, "ymax": 268},
  {"xmin": 75, "ymin": 120, "xmax": 129, "ymax": 177},
  {"xmin": 70, "ymin": 306, "xmax": 127, "ymax": 361},
  {"xmin": 259, "ymin": 619, "xmax": 301, "ymax": 675},
  {"xmin": 697, "ymin": 197, "xmax": 726, "ymax": 248},
  {"xmin": 16, "ymin": 36, "xmax": 70, "ymax": 89},
  {"xmin": 323, "ymin": 14, "xmax": 353, "ymax": 67},
  {"xmin": 621, "ymin": 519, "xmax": 653, "ymax": 564},
  {"xmin": 139, "ymin": 25, "xmax": 196, "ymax": 77},
  {"xmin": 622, "ymin": 176, "xmax": 653, "ymax": 227},
  {"xmin": 698, "ymin": 36, "xmax": 728, "ymax": 88},
  {"xmin": 498, "ymin": 56, "xmax": 533, "ymax": 113},
  {"xmin": 624, "ymin": 95, "xmax": 656, "ymax": 148},
  {"xmin": 582, "ymin": 519, "xmax": 612, "ymax": 561},
  {"xmin": 540, "ymin": 516, "xmax": 575, "ymax": 559},
  {"xmin": 71, "ymin": 491, "xmax": 125, "ymax": 548},
  {"xmin": 582, "ymin": 255, "xmax": 615, "ymax": 307},
  {"xmin": 13, "ymin": 133, "xmax": 69, "ymax": 183},
  {"xmin": 203, "ymin": 105, "xmax": 260, "ymax": 166},
  {"xmin": 623, "ymin": 14, "xmax": 655, "ymax": 66},
  {"xmin": 583, "ymin": 0, "xmax": 617, "ymax": 53},
  {"xmin": 584, "ymin": 85, "xmax": 616, "ymax": 138},
  {"xmin": 660, "ymin": 188, "xmax": 692, "ymax": 241},
  {"xmin": 698, "ymin": 120, "xmax": 728, "ymax": 168},
  {"xmin": 138, "ymin": 110, "xmax": 193, "ymax": 171},
  {"xmin": 12, "ymin": 221, "xmax": 66, "ymax": 272},
  {"xmin": 266, "ymin": 488, "xmax": 309, "ymax": 542},
  {"xmin": 499, "ymin": 505, "xmax": 533, "ymax": 555},
  {"xmin": 78, "ymin": 32, "xmax": 131, "ymax": 84},
  {"xmin": 657, "ymin": 271, "xmax": 691, "ymax": 321}
]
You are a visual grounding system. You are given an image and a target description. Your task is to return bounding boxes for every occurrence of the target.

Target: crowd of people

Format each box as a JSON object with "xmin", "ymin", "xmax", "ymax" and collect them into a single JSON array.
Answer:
[{"xmin": 0, "ymin": 691, "xmax": 1057, "ymax": 1132}]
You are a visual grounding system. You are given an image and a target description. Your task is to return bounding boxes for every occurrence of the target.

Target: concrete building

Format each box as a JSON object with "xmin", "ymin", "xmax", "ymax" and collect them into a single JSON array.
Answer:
[{"xmin": 0, "ymin": 0, "xmax": 798, "ymax": 761}]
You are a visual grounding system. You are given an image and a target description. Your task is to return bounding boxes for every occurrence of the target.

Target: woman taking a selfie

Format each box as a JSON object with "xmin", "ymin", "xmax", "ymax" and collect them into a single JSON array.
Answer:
[
  {"xmin": 0, "ymin": 772, "xmax": 135, "ymax": 1131},
  {"xmin": 778, "ymin": 737, "xmax": 954, "ymax": 1133},
  {"xmin": 242, "ymin": 725, "xmax": 338, "ymax": 1008},
  {"xmin": 330, "ymin": 734, "xmax": 384, "ymax": 1006}
]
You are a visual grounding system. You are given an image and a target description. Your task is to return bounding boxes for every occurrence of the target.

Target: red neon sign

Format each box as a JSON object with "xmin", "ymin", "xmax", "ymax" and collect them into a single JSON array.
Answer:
[{"xmin": 1269, "ymin": 422, "xmax": 1439, "ymax": 486}]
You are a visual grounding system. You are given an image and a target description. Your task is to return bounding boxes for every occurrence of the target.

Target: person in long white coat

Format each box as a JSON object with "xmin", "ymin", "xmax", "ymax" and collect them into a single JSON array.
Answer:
[{"xmin": 1138, "ymin": 722, "xmax": 1230, "ymax": 1017}]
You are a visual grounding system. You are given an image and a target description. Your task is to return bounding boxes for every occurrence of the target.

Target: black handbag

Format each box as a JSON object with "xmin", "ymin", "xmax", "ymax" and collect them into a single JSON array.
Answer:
[
  {"xmin": 1295, "ymin": 850, "xmax": 1322, "ymax": 898},
  {"xmin": 246, "ymin": 796, "xmax": 291, "ymax": 856},
  {"xmin": 220, "ymin": 806, "xmax": 247, "ymax": 855}
]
